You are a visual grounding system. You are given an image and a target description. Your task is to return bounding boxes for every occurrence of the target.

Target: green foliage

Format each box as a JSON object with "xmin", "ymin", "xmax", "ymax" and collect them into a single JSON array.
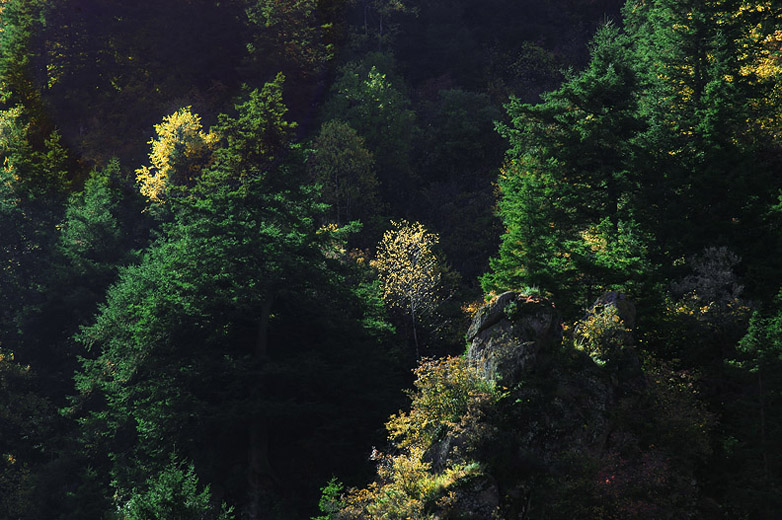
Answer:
[
  {"xmin": 71, "ymin": 77, "xmax": 402, "ymax": 517},
  {"xmin": 484, "ymin": 23, "xmax": 653, "ymax": 314},
  {"xmin": 737, "ymin": 297, "xmax": 782, "ymax": 373},
  {"xmin": 29, "ymin": 0, "xmax": 248, "ymax": 164},
  {"xmin": 72, "ymin": 78, "xmax": 320, "ymax": 500},
  {"xmin": 74, "ymin": 164, "xmax": 326, "ymax": 497},
  {"xmin": 386, "ymin": 356, "xmax": 496, "ymax": 450},
  {"xmin": 417, "ymin": 89, "xmax": 503, "ymax": 187},
  {"xmin": 352, "ymin": 275, "xmax": 397, "ymax": 340},
  {"xmin": 0, "ymin": 349, "xmax": 52, "ymax": 518},
  {"xmin": 59, "ymin": 160, "xmax": 126, "ymax": 278},
  {"xmin": 0, "ymin": 0, "xmax": 780, "ymax": 518},
  {"xmin": 0, "ymin": 108, "xmax": 72, "ymax": 363},
  {"xmin": 622, "ymin": 0, "xmax": 782, "ymax": 289},
  {"xmin": 0, "ymin": 0, "xmax": 45, "ymax": 112},
  {"xmin": 414, "ymin": 89, "xmax": 504, "ymax": 281},
  {"xmin": 348, "ymin": 0, "xmax": 417, "ymax": 53},
  {"xmin": 322, "ymin": 59, "xmax": 417, "ymax": 206},
  {"xmin": 0, "ymin": 105, "xmax": 71, "ymax": 198},
  {"xmin": 722, "ymin": 293, "xmax": 782, "ymax": 515},
  {"xmin": 337, "ymin": 357, "xmax": 494, "ymax": 520},
  {"xmin": 312, "ymin": 477, "xmax": 344, "ymax": 520},
  {"xmin": 121, "ymin": 460, "xmax": 234, "ymax": 520},
  {"xmin": 207, "ymin": 73, "xmax": 297, "ymax": 184},
  {"xmin": 307, "ymin": 120, "xmax": 379, "ymax": 226},
  {"xmin": 245, "ymin": 0, "xmax": 334, "ymax": 76}
]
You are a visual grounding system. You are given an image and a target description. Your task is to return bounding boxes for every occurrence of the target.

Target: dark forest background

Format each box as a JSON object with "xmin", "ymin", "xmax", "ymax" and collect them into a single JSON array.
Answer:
[{"xmin": 0, "ymin": 0, "xmax": 781, "ymax": 518}]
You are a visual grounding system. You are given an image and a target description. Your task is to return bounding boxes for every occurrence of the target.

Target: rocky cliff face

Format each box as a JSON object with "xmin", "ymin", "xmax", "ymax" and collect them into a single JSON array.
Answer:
[
  {"xmin": 455, "ymin": 292, "xmax": 623, "ymax": 518},
  {"xmin": 335, "ymin": 291, "xmax": 709, "ymax": 519},
  {"xmin": 466, "ymin": 292, "xmax": 562, "ymax": 386}
]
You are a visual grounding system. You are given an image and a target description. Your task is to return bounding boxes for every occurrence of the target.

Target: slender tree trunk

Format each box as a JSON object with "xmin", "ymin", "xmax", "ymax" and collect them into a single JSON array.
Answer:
[
  {"xmin": 248, "ymin": 296, "xmax": 277, "ymax": 519},
  {"xmin": 758, "ymin": 368, "xmax": 770, "ymax": 492},
  {"xmin": 411, "ymin": 303, "xmax": 419, "ymax": 359},
  {"xmin": 256, "ymin": 297, "xmax": 273, "ymax": 359}
]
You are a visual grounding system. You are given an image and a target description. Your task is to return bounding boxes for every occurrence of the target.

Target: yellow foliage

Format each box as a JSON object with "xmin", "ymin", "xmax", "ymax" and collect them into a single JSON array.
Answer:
[
  {"xmin": 731, "ymin": 2, "xmax": 782, "ymax": 138},
  {"xmin": 135, "ymin": 107, "xmax": 218, "ymax": 201},
  {"xmin": 574, "ymin": 306, "xmax": 631, "ymax": 365},
  {"xmin": 374, "ymin": 220, "xmax": 442, "ymax": 315},
  {"xmin": 387, "ymin": 357, "xmax": 496, "ymax": 449},
  {"xmin": 335, "ymin": 358, "xmax": 497, "ymax": 519},
  {"xmin": 580, "ymin": 226, "xmax": 608, "ymax": 253},
  {"xmin": 340, "ymin": 445, "xmax": 481, "ymax": 520},
  {"xmin": 461, "ymin": 298, "xmax": 484, "ymax": 318}
]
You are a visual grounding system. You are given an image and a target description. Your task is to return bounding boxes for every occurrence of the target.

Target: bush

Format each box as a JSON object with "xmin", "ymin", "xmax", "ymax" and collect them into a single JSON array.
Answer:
[{"xmin": 121, "ymin": 460, "xmax": 233, "ymax": 520}]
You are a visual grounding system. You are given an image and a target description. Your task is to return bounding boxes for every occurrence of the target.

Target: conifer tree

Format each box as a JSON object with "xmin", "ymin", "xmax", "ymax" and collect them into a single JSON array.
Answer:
[
  {"xmin": 623, "ymin": 0, "xmax": 782, "ymax": 293},
  {"xmin": 483, "ymin": 23, "xmax": 652, "ymax": 313},
  {"xmin": 323, "ymin": 60, "xmax": 417, "ymax": 208},
  {"xmin": 73, "ymin": 77, "xmax": 399, "ymax": 518},
  {"xmin": 307, "ymin": 119, "xmax": 378, "ymax": 226}
]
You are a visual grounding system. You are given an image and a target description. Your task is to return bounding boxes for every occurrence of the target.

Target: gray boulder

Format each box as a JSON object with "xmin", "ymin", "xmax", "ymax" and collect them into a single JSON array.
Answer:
[{"xmin": 466, "ymin": 292, "xmax": 561, "ymax": 386}]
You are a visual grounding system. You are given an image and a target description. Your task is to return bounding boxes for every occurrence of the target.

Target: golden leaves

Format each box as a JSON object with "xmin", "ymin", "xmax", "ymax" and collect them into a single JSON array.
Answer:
[
  {"xmin": 135, "ymin": 107, "xmax": 218, "ymax": 202},
  {"xmin": 374, "ymin": 220, "xmax": 441, "ymax": 314}
]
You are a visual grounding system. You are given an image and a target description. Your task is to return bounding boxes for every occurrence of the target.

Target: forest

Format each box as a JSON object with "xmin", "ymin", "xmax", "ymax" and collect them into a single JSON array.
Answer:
[{"xmin": 0, "ymin": 0, "xmax": 780, "ymax": 518}]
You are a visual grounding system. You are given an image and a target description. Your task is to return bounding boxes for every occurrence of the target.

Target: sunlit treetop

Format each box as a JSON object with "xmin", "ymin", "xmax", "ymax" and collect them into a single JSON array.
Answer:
[
  {"xmin": 374, "ymin": 219, "xmax": 442, "ymax": 315},
  {"xmin": 135, "ymin": 106, "xmax": 218, "ymax": 202}
]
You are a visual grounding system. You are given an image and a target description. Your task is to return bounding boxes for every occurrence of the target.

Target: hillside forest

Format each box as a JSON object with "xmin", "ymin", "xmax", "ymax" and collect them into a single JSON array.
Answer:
[{"xmin": 0, "ymin": 0, "xmax": 781, "ymax": 518}]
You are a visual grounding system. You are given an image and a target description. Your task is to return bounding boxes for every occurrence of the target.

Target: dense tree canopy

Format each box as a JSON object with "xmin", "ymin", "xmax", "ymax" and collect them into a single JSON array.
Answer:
[
  {"xmin": 0, "ymin": 0, "xmax": 780, "ymax": 518},
  {"xmin": 483, "ymin": 23, "xmax": 653, "ymax": 312}
]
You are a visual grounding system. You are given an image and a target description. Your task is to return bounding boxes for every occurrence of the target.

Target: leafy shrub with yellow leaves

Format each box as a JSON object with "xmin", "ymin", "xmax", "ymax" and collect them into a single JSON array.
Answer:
[
  {"xmin": 387, "ymin": 357, "xmax": 496, "ymax": 450},
  {"xmin": 574, "ymin": 306, "xmax": 632, "ymax": 366},
  {"xmin": 325, "ymin": 357, "xmax": 497, "ymax": 520},
  {"xmin": 337, "ymin": 448, "xmax": 484, "ymax": 520}
]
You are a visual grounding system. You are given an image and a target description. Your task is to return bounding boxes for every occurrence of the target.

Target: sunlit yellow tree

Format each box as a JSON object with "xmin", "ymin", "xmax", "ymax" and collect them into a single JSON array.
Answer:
[
  {"xmin": 135, "ymin": 107, "xmax": 218, "ymax": 202},
  {"xmin": 374, "ymin": 220, "xmax": 442, "ymax": 356}
]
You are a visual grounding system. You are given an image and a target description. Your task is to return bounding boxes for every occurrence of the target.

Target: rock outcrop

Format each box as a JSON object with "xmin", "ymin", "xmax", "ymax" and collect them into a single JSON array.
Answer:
[
  {"xmin": 466, "ymin": 292, "xmax": 561, "ymax": 386},
  {"xmin": 338, "ymin": 291, "xmax": 706, "ymax": 519}
]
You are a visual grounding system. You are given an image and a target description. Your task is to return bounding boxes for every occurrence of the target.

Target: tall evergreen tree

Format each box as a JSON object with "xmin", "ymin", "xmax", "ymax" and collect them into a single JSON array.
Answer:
[
  {"xmin": 72, "ymin": 77, "xmax": 399, "ymax": 519},
  {"xmin": 483, "ymin": 23, "xmax": 652, "ymax": 313},
  {"xmin": 623, "ymin": 0, "xmax": 782, "ymax": 292},
  {"xmin": 322, "ymin": 58, "xmax": 417, "ymax": 210}
]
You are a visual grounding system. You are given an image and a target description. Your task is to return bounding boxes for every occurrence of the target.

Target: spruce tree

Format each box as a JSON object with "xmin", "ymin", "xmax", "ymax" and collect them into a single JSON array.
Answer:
[{"xmin": 483, "ymin": 23, "xmax": 652, "ymax": 313}]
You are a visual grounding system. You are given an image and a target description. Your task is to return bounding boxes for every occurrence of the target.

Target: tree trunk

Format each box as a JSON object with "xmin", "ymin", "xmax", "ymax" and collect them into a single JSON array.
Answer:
[
  {"xmin": 411, "ymin": 303, "xmax": 419, "ymax": 359},
  {"xmin": 758, "ymin": 368, "xmax": 770, "ymax": 491},
  {"xmin": 256, "ymin": 297, "xmax": 273, "ymax": 359},
  {"xmin": 248, "ymin": 296, "xmax": 277, "ymax": 519}
]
